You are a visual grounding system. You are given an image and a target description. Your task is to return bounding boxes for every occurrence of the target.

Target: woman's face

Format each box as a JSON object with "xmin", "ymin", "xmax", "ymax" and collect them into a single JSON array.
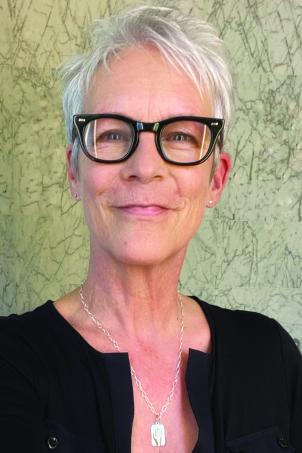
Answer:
[{"xmin": 68, "ymin": 46, "xmax": 230, "ymax": 266}]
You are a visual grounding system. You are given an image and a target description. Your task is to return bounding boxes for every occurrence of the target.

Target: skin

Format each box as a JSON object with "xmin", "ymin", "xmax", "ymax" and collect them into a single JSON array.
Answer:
[{"xmin": 56, "ymin": 46, "xmax": 231, "ymax": 452}]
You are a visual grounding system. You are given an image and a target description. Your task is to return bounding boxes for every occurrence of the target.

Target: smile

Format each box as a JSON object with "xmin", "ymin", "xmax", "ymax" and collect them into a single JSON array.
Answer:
[{"xmin": 115, "ymin": 205, "xmax": 169, "ymax": 217}]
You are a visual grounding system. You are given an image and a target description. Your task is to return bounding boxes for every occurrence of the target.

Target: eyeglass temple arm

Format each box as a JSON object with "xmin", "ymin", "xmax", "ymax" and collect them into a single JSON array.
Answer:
[{"xmin": 217, "ymin": 133, "xmax": 224, "ymax": 151}]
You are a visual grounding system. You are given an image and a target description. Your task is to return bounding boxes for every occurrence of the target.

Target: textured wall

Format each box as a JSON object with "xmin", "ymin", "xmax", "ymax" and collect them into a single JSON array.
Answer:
[{"xmin": 0, "ymin": 0, "xmax": 301, "ymax": 348}]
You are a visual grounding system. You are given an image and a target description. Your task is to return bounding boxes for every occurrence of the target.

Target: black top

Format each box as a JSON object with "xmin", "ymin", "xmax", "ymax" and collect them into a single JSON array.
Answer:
[{"xmin": 0, "ymin": 297, "xmax": 301, "ymax": 453}]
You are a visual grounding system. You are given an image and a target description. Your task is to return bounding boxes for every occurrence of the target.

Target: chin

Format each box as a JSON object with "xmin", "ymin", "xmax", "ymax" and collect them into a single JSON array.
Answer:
[
  {"xmin": 103, "ymin": 235, "xmax": 184, "ymax": 267},
  {"xmin": 113, "ymin": 245, "xmax": 172, "ymax": 267}
]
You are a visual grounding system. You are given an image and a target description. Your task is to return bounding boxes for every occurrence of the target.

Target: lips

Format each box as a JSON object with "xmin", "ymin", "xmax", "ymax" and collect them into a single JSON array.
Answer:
[
  {"xmin": 109, "ymin": 193, "xmax": 186, "ymax": 212},
  {"xmin": 115, "ymin": 204, "xmax": 169, "ymax": 216}
]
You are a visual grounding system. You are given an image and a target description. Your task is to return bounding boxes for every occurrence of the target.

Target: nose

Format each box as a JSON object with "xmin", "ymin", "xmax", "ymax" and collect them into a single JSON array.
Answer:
[{"xmin": 120, "ymin": 132, "xmax": 167, "ymax": 183}]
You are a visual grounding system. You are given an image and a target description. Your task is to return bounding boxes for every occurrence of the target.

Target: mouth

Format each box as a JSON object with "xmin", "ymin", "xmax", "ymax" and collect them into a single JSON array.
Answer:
[{"xmin": 115, "ymin": 204, "xmax": 169, "ymax": 217}]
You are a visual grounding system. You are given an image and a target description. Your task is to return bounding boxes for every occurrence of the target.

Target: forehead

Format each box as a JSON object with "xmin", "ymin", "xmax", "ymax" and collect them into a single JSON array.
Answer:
[{"xmin": 84, "ymin": 46, "xmax": 213, "ymax": 120}]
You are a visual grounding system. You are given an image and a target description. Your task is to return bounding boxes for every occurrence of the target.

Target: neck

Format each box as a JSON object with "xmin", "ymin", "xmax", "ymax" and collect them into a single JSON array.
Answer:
[{"xmin": 81, "ymin": 246, "xmax": 186, "ymax": 339}]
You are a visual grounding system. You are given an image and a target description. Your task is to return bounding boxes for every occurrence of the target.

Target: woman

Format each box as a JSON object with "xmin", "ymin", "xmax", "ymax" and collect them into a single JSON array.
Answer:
[{"xmin": 0, "ymin": 6, "xmax": 301, "ymax": 453}]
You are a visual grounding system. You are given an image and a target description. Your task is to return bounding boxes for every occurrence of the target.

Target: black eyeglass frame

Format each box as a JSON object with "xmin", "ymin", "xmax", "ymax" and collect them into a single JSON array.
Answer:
[{"xmin": 72, "ymin": 113, "xmax": 224, "ymax": 166}]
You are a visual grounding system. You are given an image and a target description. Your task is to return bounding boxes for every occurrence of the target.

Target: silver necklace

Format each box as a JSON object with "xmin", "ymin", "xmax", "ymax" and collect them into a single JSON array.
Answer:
[{"xmin": 79, "ymin": 284, "xmax": 184, "ymax": 447}]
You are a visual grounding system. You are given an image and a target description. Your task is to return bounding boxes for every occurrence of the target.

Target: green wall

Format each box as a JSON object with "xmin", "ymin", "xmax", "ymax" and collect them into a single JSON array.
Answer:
[{"xmin": 0, "ymin": 0, "xmax": 301, "ymax": 348}]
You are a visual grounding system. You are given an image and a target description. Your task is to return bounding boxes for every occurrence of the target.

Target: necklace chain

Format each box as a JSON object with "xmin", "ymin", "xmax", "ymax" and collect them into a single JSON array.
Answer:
[{"xmin": 79, "ymin": 285, "xmax": 184, "ymax": 422}]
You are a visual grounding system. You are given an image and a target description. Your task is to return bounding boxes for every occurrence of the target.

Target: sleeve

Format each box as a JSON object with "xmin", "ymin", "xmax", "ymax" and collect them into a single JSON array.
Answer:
[
  {"xmin": 0, "ymin": 322, "xmax": 47, "ymax": 452},
  {"xmin": 277, "ymin": 322, "xmax": 302, "ymax": 452}
]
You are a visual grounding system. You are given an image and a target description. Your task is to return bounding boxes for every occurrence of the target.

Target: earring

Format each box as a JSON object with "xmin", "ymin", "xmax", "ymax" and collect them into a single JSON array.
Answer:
[
  {"xmin": 74, "ymin": 193, "xmax": 80, "ymax": 201},
  {"xmin": 207, "ymin": 200, "xmax": 213, "ymax": 208}
]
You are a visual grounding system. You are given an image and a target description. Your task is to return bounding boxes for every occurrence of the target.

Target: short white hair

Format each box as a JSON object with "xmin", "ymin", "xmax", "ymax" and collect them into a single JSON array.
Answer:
[{"xmin": 58, "ymin": 6, "xmax": 232, "ymax": 173}]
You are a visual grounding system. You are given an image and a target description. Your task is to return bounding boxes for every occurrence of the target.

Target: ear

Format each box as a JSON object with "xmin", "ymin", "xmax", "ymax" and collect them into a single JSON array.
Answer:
[
  {"xmin": 66, "ymin": 145, "xmax": 80, "ymax": 200},
  {"xmin": 207, "ymin": 152, "xmax": 231, "ymax": 207}
]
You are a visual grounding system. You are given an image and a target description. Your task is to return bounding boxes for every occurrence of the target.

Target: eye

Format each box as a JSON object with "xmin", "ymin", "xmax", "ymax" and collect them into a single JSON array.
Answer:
[
  {"xmin": 171, "ymin": 133, "xmax": 194, "ymax": 142},
  {"xmin": 95, "ymin": 130, "xmax": 133, "ymax": 145},
  {"xmin": 163, "ymin": 131, "xmax": 197, "ymax": 146},
  {"xmin": 106, "ymin": 132, "xmax": 121, "ymax": 140},
  {"xmin": 99, "ymin": 131, "xmax": 125, "ymax": 141}
]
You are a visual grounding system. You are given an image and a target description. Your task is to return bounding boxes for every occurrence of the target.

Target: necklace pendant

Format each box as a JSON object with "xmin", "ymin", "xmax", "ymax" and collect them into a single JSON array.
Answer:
[{"xmin": 151, "ymin": 422, "xmax": 166, "ymax": 446}]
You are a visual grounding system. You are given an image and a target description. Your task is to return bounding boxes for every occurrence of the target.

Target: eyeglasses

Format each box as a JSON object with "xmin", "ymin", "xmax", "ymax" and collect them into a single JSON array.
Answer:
[{"xmin": 72, "ymin": 114, "xmax": 224, "ymax": 166}]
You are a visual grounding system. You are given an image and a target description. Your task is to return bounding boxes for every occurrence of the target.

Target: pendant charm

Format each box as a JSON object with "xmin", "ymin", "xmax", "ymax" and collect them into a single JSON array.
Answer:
[{"xmin": 151, "ymin": 422, "xmax": 166, "ymax": 446}]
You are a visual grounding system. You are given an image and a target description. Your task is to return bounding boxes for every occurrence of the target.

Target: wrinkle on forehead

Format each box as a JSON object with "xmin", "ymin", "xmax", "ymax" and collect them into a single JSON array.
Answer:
[{"xmin": 84, "ymin": 46, "xmax": 214, "ymax": 120}]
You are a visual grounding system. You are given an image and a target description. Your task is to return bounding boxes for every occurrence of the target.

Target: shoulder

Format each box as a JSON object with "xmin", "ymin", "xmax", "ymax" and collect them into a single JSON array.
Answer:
[
  {"xmin": 0, "ymin": 302, "xmax": 56, "ymax": 377},
  {"xmin": 0, "ymin": 301, "xmax": 54, "ymax": 341},
  {"xmin": 197, "ymin": 297, "xmax": 275, "ymax": 326},
  {"xmin": 192, "ymin": 296, "xmax": 301, "ymax": 360},
  {"xmin": 193, "ymin": 295, "xmax": 279, "ymax": 332}
]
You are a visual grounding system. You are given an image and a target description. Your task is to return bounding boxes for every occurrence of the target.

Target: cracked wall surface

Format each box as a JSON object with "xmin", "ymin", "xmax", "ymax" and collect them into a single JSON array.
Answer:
[{"xmin": 0, "ymin": 0, "xmax": 301, "ymax": 349}]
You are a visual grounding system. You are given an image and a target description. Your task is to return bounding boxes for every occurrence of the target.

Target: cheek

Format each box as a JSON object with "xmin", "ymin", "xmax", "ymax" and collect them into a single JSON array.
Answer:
[
  {"xmin": 79, "ymin": 162, "xmax": 117, "ymax": 198},
  {"xmin": 79, "ymin": 166, "xmax": 117, "ymax": 230},
  {"xmin": 181, "ymin": 169, "xmax": 210, "ymax": 207},
  {"xmin": 180, "ymin": 174, "xmax": 210, "ymax": 227}
]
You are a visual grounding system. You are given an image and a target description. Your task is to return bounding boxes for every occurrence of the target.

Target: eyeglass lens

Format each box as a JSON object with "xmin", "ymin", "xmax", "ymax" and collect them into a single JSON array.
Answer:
[
  {"xmin": 83, "ymin": 118, "xmax": 212, "ymax": 163},
  {"xmin": 84, "ymin": 118, "xmax": 134, "ymax": 160},
  {"xmin": 160, "ymin": 120, "xmax": 211, "ymax": 163}
]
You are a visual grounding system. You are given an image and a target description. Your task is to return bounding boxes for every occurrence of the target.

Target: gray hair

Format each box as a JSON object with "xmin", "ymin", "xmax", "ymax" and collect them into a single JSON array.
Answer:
[{"xmin": 59, "ymin": 6, "xmax": 232, "ymax": 174}]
